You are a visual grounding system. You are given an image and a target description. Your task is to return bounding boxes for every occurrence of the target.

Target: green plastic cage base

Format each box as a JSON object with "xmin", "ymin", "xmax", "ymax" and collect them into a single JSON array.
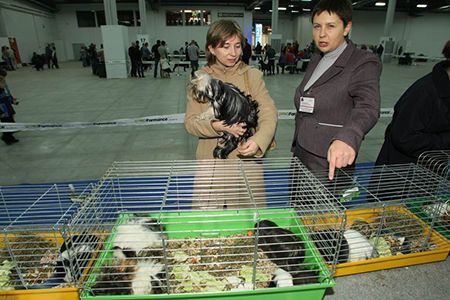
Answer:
[
  {"xmin": 407, "ymin": 200, "xmax": 450, "ymax": 239},
  {"xmin": 81, "ymin": 208, "xmax": 335, "ymax": 300}
]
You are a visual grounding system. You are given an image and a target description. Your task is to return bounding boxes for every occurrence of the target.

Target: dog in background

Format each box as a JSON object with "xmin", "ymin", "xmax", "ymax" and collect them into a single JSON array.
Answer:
[
  {"xmin": 258, "ymin": 59, "xmax": 270, "ymax": 75},
  {"xmin": 189, "ymin": 72, "xmax": 258, "ymax": 159}
]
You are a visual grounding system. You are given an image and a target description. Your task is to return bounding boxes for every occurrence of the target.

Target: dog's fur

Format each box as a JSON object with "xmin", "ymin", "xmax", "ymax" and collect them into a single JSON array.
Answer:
[{"xmin": 189, "ymin": 72, "xmax": 259, "ymax": 159}]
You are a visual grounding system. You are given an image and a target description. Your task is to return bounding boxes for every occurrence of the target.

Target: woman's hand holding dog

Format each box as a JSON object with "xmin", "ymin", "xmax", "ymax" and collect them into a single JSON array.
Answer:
[
  {"xmin": 237, "ymin": 140, "xmax": 259, "ymax": 157},
  {"xmin": 212, "ymin": 121, "xmax": 247, "ymax": 138}
]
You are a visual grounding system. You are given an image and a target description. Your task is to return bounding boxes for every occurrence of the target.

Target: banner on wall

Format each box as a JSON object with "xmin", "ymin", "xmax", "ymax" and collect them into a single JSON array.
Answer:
[
  {"xmin": 255, "ymin": 24, "xmax": 262, "ymax": 46},
  {"xmin": 8, "ymin": 37, "xmax": 22, "ymax": 64}
]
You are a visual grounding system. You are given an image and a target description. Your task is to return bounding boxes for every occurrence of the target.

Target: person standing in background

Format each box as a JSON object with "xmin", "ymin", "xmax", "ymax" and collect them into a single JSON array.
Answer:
[
  {"xmin": 242, "ymin": 38, "xmax": 252, "ymax": 65},
  {"xmin": 187, "ymin": 40, "xmax": 200, "ymax": 77},
  {"xmin": 0, "ymin": 68, "xmax": 19, "ymax": 145},
  {"xmin": 151, "ymin": 40, "xmax": 161, "ymax": 78}
]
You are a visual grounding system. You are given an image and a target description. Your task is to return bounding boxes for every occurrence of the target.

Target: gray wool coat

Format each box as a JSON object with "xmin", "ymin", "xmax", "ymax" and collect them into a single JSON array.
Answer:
[{"xmin": 292, "ymin": 41, "xmax": 381, "ymax": 169}]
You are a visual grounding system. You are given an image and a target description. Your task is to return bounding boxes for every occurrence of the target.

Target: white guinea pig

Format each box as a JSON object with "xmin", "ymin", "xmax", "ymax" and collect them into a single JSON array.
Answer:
[{"xmin": 343, "ymin": 229, "xmax": 374, "ymax": 262}]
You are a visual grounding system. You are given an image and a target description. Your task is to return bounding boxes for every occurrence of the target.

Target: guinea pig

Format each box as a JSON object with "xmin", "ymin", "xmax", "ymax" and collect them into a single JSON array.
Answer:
[
  {"xmin": 343, "ymin": 229, "xmax": 374, "ymax": 262},
  {"xmin": 91, "ymin": 258, "xmax": 166, "ymax": 295},
  {"xmin": 310, "ymin": 229, "xmax": 349, "ymax": 264},
  {"xmin": 113, "ymin": 217, "xmax": 165, "ymax": 259},
  {"xmin": 255, "ymin": 220, "xmax": 305, "ymax": 273}
]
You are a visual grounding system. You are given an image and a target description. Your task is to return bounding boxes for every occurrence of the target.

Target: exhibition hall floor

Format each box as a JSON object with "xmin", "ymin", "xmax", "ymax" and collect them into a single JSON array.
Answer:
[{"xmin": 1, "ymin": 59, "xmax": 434, "ymax": 184}]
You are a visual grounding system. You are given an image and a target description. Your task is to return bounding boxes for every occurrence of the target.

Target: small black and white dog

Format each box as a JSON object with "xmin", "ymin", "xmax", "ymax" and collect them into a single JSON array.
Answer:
[
  {"xmin": 258, "ymin": 59, "xmax": 270, "ymax": 75},
  {"xmin": 189, "ymin": 72, "xmax": 259, "ymax": 159}
]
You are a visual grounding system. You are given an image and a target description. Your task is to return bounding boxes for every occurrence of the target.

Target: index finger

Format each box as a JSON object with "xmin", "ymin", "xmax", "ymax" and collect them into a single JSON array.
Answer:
[{"xmin": 328, "ymin": 159, "xmax": 336, "ymax": 181}]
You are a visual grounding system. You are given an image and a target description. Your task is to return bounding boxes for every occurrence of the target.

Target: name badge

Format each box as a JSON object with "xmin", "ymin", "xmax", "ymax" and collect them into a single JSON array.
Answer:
[{"xmin": 299, "ymin": 96, "xmax": 315, "ymax": 113}]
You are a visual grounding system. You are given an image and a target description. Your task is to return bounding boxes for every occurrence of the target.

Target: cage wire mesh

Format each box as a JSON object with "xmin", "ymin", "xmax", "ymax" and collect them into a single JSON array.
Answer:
[
  {"xmin": 0, "ymin": 182, "xmax": 97, "ymax": 229},
  {"xmin": 309, "ymin": 163, "xmax": 450, "ymax": 269},
  {"xmin": 0, "ymin": 183, "xmax": 99, "ymax": 291},
  {"xmin": 74, "ymin": 158, "xmax": 339, "ymax": 297},
  {"xmin": 418, "ymin": 150, "xmax": 450, "ymax": 181},
  {"xmin": 416, "ymin": 150, "xmax": 450, "ymax": 239}
]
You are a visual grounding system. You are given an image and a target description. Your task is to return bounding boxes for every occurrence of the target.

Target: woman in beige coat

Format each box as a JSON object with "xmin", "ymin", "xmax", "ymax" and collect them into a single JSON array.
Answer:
[
  {"xmin": 184, "ymin": 20, "xmax": 278, "ymax": 210},
  {"xmin": 184, "ymin": 20, "xmax": 278, "ymax": 160}
]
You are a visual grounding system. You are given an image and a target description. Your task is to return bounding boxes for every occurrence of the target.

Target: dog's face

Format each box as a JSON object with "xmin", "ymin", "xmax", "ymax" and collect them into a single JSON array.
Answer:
[{"xmin": 188, "ymin": 72, "xmax": 213, "ymax": 104}]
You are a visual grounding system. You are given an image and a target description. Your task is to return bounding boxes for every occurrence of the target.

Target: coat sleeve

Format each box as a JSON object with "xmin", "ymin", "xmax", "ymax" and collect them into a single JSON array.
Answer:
[
  {"xmin": 247, "ymin": 69, "xmax": 278, "ymax": 157},
  {"xmin": 333, "ymin": 57, "xmax": 381, "ymax": 152},
  {"xmin": 389, "ymin": 91, "xmax": 450, "ymax": 157},
  {"xmin": 184, "ymin": 87, "xmax": 222, "ymax": 138}
]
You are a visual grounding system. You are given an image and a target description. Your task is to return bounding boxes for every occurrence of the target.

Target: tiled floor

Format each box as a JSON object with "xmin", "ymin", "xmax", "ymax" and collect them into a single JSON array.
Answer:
[
  {"xmin": 1, "ymin": 59, "xmax": 449, "ymax": 298},
  {"xmin": 1, "ymin": 59, "xmax": 434, "ymax": 185}
]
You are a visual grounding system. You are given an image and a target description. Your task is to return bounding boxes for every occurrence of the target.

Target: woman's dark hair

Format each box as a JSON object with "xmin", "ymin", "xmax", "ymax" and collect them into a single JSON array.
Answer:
[
  {"xmin": 442, "ymin": 40, "xmax": 450, "ymax": 59},
  {"xmin": 311, "ymin": 0, "xmax": 353, "ymax": 27},
  {"xmin": 205, "ymin": 19, "xmax": 244, "ymax": 66}
]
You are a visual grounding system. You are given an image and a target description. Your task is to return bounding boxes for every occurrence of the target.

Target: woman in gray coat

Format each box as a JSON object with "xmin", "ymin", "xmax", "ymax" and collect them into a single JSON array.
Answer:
[{"xmin": 291, "ymin": 0, "xmax": 381, "ymax": 180}]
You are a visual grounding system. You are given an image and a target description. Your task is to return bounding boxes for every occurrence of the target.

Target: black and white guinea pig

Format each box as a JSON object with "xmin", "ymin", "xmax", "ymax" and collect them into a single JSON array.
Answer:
[
  {"xmin": 255, "ymin": 220, "xmax": 305, "ymax": 273},
  {"xmin": 59, "ymin": 233, "xmax": 99, "ymax": 283},
  {"xmin": 91, "ymin": 258, "xmax": 166, "ymax": 295},
  {"xmin": 113, "ymin": 217, "xmax": 165, "ymax": 259},
  {"xmin": 310, "ymin": 229, "xmax": 349, "ymax": 264}
]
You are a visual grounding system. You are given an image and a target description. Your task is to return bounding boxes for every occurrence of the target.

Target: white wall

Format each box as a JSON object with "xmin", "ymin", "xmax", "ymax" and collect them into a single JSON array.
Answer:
[
  {"xmin": 138, "ymin": 6, "xmax": 252, "ymax": 54},
  {"xmin": 55, "ymin": 4, "xmax": 252, "ymax": 60},
  {"xmin": 295, "ymin": 10, "xmax": 449, "ymax": 57},
  {"xmin": 0, "ymin": 0, "xmax": 56, "ymax": 63}
]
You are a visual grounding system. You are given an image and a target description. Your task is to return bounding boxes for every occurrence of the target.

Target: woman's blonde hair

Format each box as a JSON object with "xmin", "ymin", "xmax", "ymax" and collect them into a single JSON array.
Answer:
[{"xmin": 205, "ymin": 19, "xmax": 245, "ymax": 66}]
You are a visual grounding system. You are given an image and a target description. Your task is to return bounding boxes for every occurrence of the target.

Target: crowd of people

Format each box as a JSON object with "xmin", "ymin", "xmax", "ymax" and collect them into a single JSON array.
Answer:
[
  {"xmin": 29, "ymin": 43, "xmax": 59, "ymax": 71},
  {"xmin": 122, "ymin": 39, "xmax": 203, "ymax": 79}
]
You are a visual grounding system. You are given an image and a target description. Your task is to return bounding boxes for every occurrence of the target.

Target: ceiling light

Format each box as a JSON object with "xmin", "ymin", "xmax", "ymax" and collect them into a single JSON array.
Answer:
[
  {"xmin": 269, "ymin": 9, "xmax": 272, "ymax": 12},
  {"xmin": 303, "ymin": 8, "xmax": 311, "ymax": 12},
  {"xmin": 416, "ymin": 4, "xmax": 427, "ymax": 8},
  {"xmin": 289, "ymin": 5, "xmax": 294, "ymax": 8},
  {"xmin": 278, "ymin": 7, "xmax": 287, "ymax": 11},
  {"xmin": 439, "ymin": 5, "xmax": 450, "ymax": 9},
  {"xmin": 184, "ymin": 10, "xmax": 192, "ymax": 13},
  {"xmin": 292, "ymin": 10, "xmax": 299, "ymax": 13},
  {"xmin": 302, "ymin": 0, "xmax": 312, "ymax": 2},
  {"xmin": 375, "ymin": 2, "xmax": 386, "ymax": 7},
  {"xmin": 254, "ymin": 7, "xmax": 261, "ymax": 10}
]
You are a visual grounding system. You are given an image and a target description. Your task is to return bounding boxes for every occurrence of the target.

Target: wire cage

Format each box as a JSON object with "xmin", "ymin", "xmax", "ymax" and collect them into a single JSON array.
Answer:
[
  {"xmin": 308, "ymin": 163, "xmax": 450, "ymax": 276},
  {"xmin": 73, "ymin": 158, "xmax": 341, "ymax": 299},
  {"xmin": 415, "ymin": 150, "xmax": 450, "ymax": 239},
  {"xmin": 0, "ymin": 183, "xmax": 100, "ymax": 299}
]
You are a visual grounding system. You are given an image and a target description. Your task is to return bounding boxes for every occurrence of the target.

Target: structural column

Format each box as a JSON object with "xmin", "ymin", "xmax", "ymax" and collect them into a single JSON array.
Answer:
[
  {"xmin": 383, "ymin": 0, "xmax": 396, "ymax": 36},
  {"xmin": 104, "ymin": 0, "xmax": 118, "ymax": 25},
  {"xmin": 0, "ymin": 8, "xmax": 7, "ymax": 36},
  {"xmin": 138, "ymin": 0, "xmax": 147, "ymax": 33},
  {"xmin": 271, "ymin": 0, "xmax": 279, "ymax": 35}
]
